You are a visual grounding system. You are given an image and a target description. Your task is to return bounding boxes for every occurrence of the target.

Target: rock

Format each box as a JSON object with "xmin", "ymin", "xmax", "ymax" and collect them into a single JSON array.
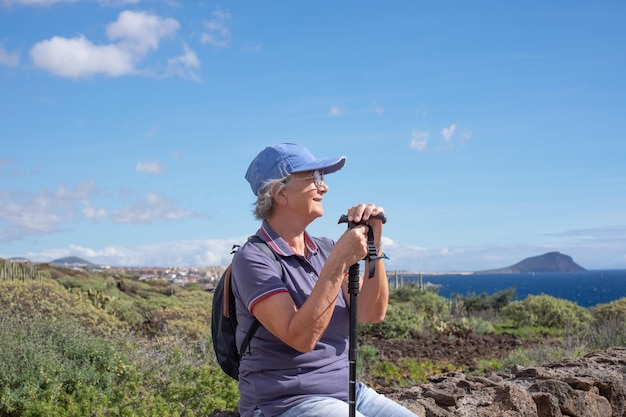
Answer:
[
  {"xmin": 209, "ymin": 347, "xmax": 626, "ymax": 417},
  {"xmin": 385, "ymin": 347, "xmax": 626, "ymax": 417}
]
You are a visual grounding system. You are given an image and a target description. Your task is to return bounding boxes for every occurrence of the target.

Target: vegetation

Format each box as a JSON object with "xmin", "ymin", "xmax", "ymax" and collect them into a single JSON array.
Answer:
[
  {"xmin": 0, "ymin": 260, "xmax": 238, "ymax": 416},
  {"xmin": 355, "ymin": 284, "xmax": 625, "ymax": 387},
  {"xmin": 1, "ymin": 258, "xmax": 625, "ymax": 415},
  {"xmin": 500, "ymin": 294, "xmax": 594, "ymax": 329}
]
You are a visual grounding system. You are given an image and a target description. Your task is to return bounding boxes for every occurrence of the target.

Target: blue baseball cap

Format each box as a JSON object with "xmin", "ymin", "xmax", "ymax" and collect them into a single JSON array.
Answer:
[{"xmin": 245, "ymin": 143, "xmax": 346, "ymax": 195}]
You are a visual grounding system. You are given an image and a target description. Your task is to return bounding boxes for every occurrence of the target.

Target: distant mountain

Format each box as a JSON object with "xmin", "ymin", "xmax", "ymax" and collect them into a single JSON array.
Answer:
[
  {"xmin": 479, "ymin": 252, "xmax": 586, "ymax": 273},
  {"xmin": 50, "ymin": 256, "xmax": 97, "ymax": 267}
]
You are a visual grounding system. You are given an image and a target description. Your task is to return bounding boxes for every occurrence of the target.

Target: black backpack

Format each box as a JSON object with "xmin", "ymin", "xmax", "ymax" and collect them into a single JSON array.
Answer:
[
  {"xmin": 211, "ymin": 235, "xmax": 279, "ymax": 380},
  {"xmin": 210, "ymin": 235, "xmax": 332, "ymax": 380}
]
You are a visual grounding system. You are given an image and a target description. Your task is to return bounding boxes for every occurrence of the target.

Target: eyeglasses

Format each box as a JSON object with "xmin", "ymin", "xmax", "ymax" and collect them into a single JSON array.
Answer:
[{"xmin": 288, "ymin": 170, "xmax": 325, "ymax": 188}]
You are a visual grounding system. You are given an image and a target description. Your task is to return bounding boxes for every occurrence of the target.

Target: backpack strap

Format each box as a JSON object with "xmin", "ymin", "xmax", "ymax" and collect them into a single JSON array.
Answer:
[{"xmin": 222, "ymin": 265, "xmax": 233, "ymax": 318}]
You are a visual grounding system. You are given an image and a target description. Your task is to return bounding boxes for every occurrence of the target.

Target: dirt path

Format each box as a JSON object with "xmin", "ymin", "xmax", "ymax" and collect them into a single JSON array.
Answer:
[{"xmin": 360, "ymin": 333, "xmax": 527, "ymax": 372}]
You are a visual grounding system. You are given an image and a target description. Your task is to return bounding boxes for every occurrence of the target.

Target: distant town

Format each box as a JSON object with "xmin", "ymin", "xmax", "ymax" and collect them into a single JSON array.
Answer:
[
  {"xmin": 5, "ymin": 255, "xmax": 226, "ymax": 290},
  {"xmin": 105, "ymin": 265, "xmax": 226, "ymax": 289}
]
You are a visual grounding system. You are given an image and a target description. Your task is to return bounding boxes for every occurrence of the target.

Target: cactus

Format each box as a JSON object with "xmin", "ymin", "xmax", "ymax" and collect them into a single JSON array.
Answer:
[
  {"xmin": 166, "ymin": 284, "xmax": 179, "ymax": 296},
  {"xmin": 0, "ymin": 259, "xmax": 43, "ymax": 281},
  {"xmin": 86, "ymin": 288, "xmax": 110, "ymax": 309}
]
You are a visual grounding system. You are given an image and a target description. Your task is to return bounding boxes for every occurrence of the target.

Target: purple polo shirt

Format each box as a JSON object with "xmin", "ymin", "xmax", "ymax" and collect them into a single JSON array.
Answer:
[{"xmin": 231, "ymin": 221, "xmax": 349, "ymax": 417}]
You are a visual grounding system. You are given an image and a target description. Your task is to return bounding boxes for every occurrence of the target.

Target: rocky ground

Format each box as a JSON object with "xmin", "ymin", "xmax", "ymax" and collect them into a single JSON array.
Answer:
[
  {"xmin": 362, "ymin": 334, "xmax": 626, "ymax": 417},
  {"xmin": 387, "ymin": 347, "xmax": 626, "ymax": 417},
  {"xmin": 209, "ymin": 335, "xmax": 626, "ymax": 417}
]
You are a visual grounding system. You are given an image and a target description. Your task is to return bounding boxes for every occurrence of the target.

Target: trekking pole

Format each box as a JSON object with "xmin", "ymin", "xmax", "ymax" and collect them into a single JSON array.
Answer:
[
  {"xmin": 346, "ymin": 260, "xmax": 359, "ymax": 417},
  {"xmin": 338, "ymin": 213, "xmax": 387, "ymax": 417}
]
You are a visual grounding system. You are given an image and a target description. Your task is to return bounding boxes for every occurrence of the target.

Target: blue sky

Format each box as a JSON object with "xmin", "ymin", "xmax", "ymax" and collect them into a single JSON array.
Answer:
[{"xmin": 1, "ymin": 1, "xmax": 625, "ymax": 272}]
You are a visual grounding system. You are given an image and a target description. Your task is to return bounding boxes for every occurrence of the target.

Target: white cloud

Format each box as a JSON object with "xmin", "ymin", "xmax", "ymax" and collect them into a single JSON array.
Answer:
[
  {"xmin": 82, "ymin": 206, "xmax": 108, "ymax": 219},
  {"xmin": 24, "ymin": 238, "xmax": 242, "ymax": 267},
  {"xmin": 410, "ymin": 129, "xmax": 429, "ymax": 152},
  {"xmin": 106, "ymin": 10, "xmax": 179, "ymax": 53},
  {"xmin": 170, "ymin": 44, "xmax": 199, "ymax": 68},
  {"xmin": 29, "ymin": 10, "xmax": 180, "ymax": 78},
  {"xmin": 30, "ymin": 35, "xmax": 135, "ymax": 78},
  {"xmin": 410, "ymin": 124, "xmax": 470, "ymax": 153},
  {"xmin": 0, "ymin": 181, "xmax": 204, "ymax": 243},
  {"xmin": 329, "ymin": 106, "xmax": 344, "ymax": 117},
  {"xmin": 441, "ymin": 124, "xmax": 471, "ymax": 150},
  {"xmin": 0, "ymin": 44, "xmax": 19, "ymax": 67},
  {"xmin": 200, "ymin": 9, "xmax": 231, "ymax": 48},
  {"xmin": 165, "ymin": 43, "xmax": 201, "ymax": 81},
  {"xmin": 135, "ymin": 160, "xmax": 164, "ymax": 174},
  {"xmin": 0, "ymin": 180, "xmax": 97, "ymax": 241},
  {"xmin": 110, "ymin": 192, "xmax": 202, "ymax": 224},
  {"xmin": 442, "ymin": 123, "xmax": 457, "ymax": 141}
]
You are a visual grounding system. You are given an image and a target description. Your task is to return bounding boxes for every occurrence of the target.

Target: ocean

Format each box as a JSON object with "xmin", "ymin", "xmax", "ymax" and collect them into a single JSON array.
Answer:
[{"xmin": 388, "ymin": 270, "xmax": 626, "ymax": 308}]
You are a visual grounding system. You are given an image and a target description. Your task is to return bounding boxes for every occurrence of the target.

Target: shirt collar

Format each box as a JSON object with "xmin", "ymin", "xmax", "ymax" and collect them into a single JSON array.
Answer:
[{"xmin": 258, "ymin": 220, "xmax": 320, "ymax": 257}]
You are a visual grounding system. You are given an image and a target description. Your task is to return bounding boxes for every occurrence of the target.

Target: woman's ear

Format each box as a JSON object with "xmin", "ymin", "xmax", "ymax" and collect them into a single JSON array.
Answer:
[{"xmin": 271, "ymin": 183, "xmax": 289, "ymax": 206}]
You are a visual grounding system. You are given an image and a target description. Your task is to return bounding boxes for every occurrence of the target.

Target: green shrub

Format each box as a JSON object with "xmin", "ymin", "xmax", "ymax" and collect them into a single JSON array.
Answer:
[
  {"xmin": 124, "ymin": 336, "xmax": 239, "ymax": 414},
  {"xmin": 0, "ymin": 314, "xmax": 240, "ymax": 417},
  {"xmin": 591, "ymin": 297, "xmax": 626, "ymax": 323},
  {"xmin": 448, "ymin": 317, "xmax": 495, "ymax": 336},
  {"xmin": 502, "ymin": 344, "xmax": 573, "ymax": 368},
  {"xmin": 367, "ymin": 357, "xmax": 455, "ymax": 386},
  {"xmin": 584, "ymin": 318, "xmax": 626, "ymax": 350},
  {"xmin": 500, "ymin": 294, "xmax": 593, "ymax": 329},
  {"xmin": 0, "ymin": 279, "xmax": 127, "ymax": 335},
  {"xmin": 0, "ymin": 315, "xmax": 129, "ymax": 417},
  {"xmin": 398, "ymin": 358, "xmax": 454, "ymax": 384},
  {"xmin": 360, "ymin": 303, "xmax": 424, "ymax": 339},
  {"xmin": 454, "ymin": 288, "xmax": 517, "ymax": 315},
  {"xmin": 390, "ymin": 285, "xmax": 450, "ymax": 319},
  {"xmin": 473, "ymin": 358, "xmax": 504, "ymax": 374},
  {"xmin": 389, "ymin": 282, "xmax": 422, "ymax": 302},
  {"xmin": 412, "ymin": 290, "xmax": 450, "ymax": 320},
  {"xmin": 371, "ymin": 362, "xmax": 403, "ymax": 386},
  {"xmin": 357, "ymin": 344, "xmax": 379, "ymax": 380}
]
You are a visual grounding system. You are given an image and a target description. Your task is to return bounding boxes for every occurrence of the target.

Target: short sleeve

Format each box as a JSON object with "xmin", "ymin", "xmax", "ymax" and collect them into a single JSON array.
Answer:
[{"xmin": 231, "ymin": 240, "xmax": 288, "ymax": 316}]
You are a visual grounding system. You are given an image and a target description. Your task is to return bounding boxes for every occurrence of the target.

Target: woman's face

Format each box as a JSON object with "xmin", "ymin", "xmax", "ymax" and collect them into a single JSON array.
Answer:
[{"xmin": 284, "ymin": 170, "xmax": 328, "ymax": 221}]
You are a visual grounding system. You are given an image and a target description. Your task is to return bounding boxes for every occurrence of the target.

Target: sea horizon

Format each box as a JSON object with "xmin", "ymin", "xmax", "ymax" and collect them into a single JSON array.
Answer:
[{"xmin": 387, "ymin": 269, "xmax": 626, "ymax": 308}]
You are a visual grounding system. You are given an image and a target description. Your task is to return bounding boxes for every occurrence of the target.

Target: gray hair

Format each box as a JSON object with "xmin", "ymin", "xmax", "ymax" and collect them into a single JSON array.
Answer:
[{"xmin": 253, "ymin": 176, "xmax": 294, "ymax": 220}]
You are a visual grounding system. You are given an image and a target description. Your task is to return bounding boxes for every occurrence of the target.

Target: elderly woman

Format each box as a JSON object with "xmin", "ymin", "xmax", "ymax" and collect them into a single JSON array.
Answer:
[{"xmin": 231, "ymin": 143, "xmax": 420, "ymax": 417}]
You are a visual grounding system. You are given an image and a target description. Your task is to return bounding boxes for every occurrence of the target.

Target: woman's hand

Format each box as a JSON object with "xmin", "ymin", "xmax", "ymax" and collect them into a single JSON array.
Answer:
[
  {"xmin": 330, "ymin": 203, "xmax": 385, "ymax": 267},
  {"xmin": 346, "ymin": 203, "xmax": 385, "ymax": 246}
]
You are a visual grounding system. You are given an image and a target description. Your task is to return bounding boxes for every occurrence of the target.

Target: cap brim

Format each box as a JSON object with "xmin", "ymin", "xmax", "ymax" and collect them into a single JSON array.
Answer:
[{"xmin": 292, "ymin": 156, "xmax": 346, "ymax": 175}]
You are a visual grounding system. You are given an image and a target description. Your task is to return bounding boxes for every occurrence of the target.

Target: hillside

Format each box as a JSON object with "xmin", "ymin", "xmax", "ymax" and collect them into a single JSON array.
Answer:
[
  {"xmin": 479, "ymin": 251, "xmax": 586, "ymax": 273},
  {"xmin": 50, "ymin": 256, "xmax": 97, "ymax": 267}
]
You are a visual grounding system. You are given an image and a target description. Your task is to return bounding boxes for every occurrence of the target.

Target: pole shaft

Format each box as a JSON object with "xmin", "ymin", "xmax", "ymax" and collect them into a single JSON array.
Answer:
[{"xmin": 348, "ymin": 263, "xmax": 360, "ymax": 417}]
